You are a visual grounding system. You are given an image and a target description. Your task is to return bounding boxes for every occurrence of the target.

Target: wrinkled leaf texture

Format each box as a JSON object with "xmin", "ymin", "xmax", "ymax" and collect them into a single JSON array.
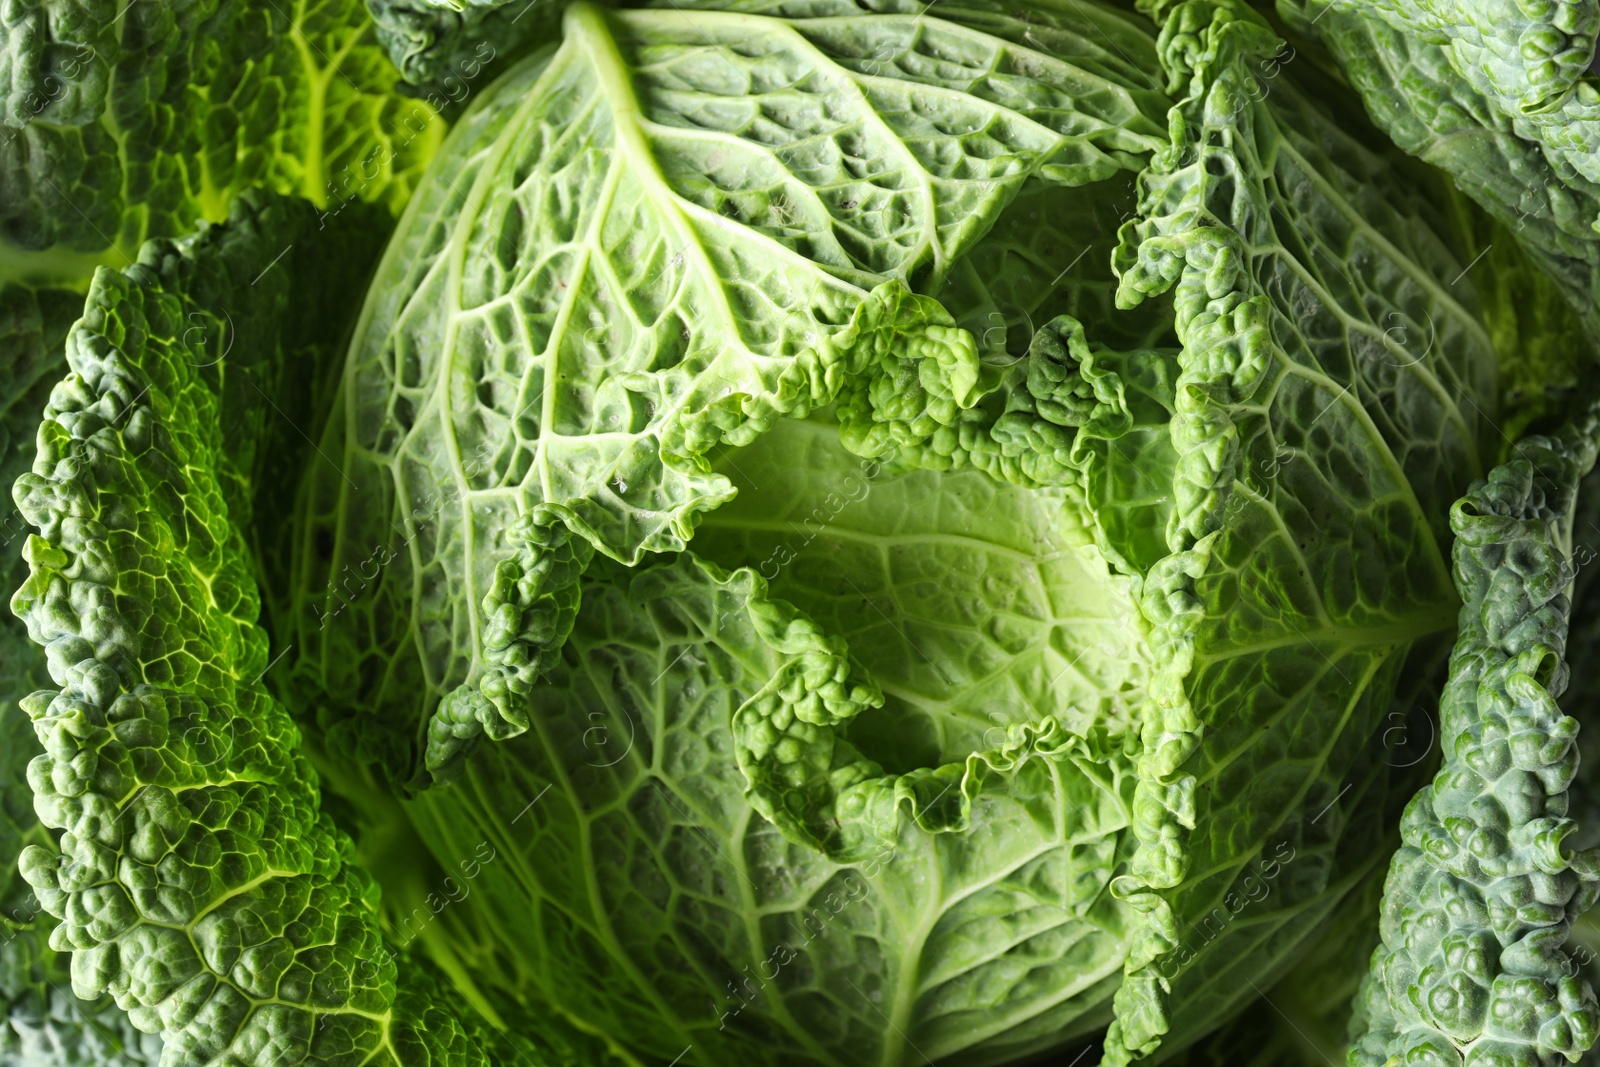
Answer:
[{"xmin": 277, "ymin": 1, "xmax": 1528, "ymax": 1065}]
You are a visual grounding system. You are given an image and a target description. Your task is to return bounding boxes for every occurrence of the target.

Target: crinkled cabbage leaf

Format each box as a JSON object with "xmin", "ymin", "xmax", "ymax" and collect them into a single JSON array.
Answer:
[{"xmin": 276, "ymin": 0, "xmax": 1535, "ymax": 1064}]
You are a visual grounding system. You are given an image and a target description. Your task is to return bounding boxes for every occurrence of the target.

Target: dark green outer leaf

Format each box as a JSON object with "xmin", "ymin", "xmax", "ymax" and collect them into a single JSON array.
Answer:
[
  {"xmin": 0, "ymin": 272, "xmax": 162, "ymax": 1067},
  {"xmin": 1313, "ymin": 0, "xmax": 1600, "ymax": 183},
  {"xmin": 9, "ymin": 195, "xmax": 483, "ymax": 1066},
  {"xmin": 364, "ymin": 0, "xmax": 570, "ymax": 97},
  {"xmin": 1279, "ymin": 0, "xmax": 1600, "ymax": 327},
  {"xmin": 1350, "ymin": 415, "xmax": 1600, "ymax": 1065},
  {"xmin": 0, "ymin": 0, "xmax": 443, "ymax": 286},
  {"xmin": 2, "ymin": 630, "xmax": 163, "ymax": 1067},
  {"xmin": 0, "ymin": 285, "xmax": 78, "ymax": 598}
]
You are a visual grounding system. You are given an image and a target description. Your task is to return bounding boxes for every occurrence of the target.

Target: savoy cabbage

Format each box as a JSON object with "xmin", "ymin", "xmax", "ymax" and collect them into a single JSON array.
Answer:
[{"xmin": 3, "ymin": 0, "xmax": 1600, "ymax": 1066}]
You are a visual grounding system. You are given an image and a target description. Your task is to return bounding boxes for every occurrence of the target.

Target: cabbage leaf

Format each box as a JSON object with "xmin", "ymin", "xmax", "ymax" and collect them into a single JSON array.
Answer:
[
  {"xmin": 286, "ymin": 0, "xmax": 1172, "ymax": 779},
  {"xmin": 1279, "ymin": 0, "xmax": 1600, "ymax": 325},
  {"xmin": 1350, "ymin": 414, "xmax": 1600, "ymax": 1066},
  {"xmin": 6, "ymin": 0, "xmax": 1592, "ymax": 1064},
  {"xmin": 8, "ymin": 194, "xmax": 492, "ymax": 1066},
  {"xmin": 278, "ymin": 1, "xmax": 1537, "ymax": 1063}
]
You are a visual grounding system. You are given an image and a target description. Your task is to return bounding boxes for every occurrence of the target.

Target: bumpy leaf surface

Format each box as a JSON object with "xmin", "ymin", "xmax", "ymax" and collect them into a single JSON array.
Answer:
[
  {"xmin": 1281, "ymin": 0, "xmax": 1600, "ymax": 325},
  {"xmin": 0, "ymin": 0, "xmax": 452, "ymax": 686},
  {"xmin": 364, "ymin": 0, "xmax": 565, "ymax": 97},
  {"xmin": 1311, "ymin": 0, "xmax": 1600, "ymax": 182},
  {"xmin": 8, "ymin": 195, "xmax": 487, "ymax": 1066},
  {"xmin": 3, "ymin": 678, "xmax": 162, "ymax": 1067},
  {"xmin": 0, "ymin": 0, "xmax": 442, "ymax": 281},
  {"xmin": 1350, "ymin": 417, "xmax": 1600, "ymax": 1066},
  {"xmin": 0, "ymin": 285, "xmax": 77, "ymax": 590},
  {"xmin": 0, "ymin": 264, "xmax": 162, "ymax": 1067}
]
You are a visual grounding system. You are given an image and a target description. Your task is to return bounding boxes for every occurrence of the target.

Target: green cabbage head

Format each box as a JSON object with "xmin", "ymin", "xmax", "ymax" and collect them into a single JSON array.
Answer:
[{"xmin": 275, "ymin": 1, "xmax": 1535, "ymax": 1064}]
